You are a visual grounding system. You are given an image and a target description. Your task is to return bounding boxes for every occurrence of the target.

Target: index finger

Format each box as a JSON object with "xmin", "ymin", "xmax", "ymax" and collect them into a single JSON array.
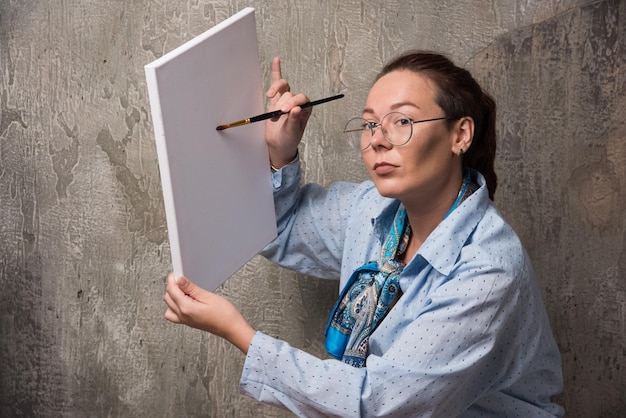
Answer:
[
  {"xmin": 165, "ymin": 272, "xmax": 186, "ymax": 301},
  {"xmin": 271, "ymin": 56, "xmax": 282, "ymax": 83}
]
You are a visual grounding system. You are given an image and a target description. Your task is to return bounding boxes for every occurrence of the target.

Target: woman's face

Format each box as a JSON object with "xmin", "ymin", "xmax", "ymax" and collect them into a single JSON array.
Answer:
[{"xmin": 361, "ymin": 70, "xmax": 463, "ymax": 210}]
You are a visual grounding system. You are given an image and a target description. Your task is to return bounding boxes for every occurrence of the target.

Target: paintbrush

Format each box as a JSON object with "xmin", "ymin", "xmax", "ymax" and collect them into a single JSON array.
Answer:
[{"xmin": 216, "ymin": 94, "xmax": 344, "ymax": 131}]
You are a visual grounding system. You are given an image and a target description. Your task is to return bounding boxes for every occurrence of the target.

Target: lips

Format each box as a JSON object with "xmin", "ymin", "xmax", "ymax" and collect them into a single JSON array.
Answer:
[{"xmin": 373, "ymin": 162, "xmax": 398, "ymax": 175}]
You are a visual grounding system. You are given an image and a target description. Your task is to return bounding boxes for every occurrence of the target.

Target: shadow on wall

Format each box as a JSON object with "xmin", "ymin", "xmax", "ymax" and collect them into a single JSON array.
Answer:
[
  {"xmin": 0, "ymin": 255, "xmax": 67, "ymax": 415},
  {"xmin": 0, "ymin": 253, "xmax": 135, "ymax": 416},
  {"xmin": 471, "ymin": 0, "xmax": 626, "ymax": 416}
]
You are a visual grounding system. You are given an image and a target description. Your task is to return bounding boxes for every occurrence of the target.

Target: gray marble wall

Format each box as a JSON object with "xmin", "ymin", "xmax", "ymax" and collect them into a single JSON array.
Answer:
[{"xmin": 0, "ymin": 1, "xmax": 624, "ymax": 416}]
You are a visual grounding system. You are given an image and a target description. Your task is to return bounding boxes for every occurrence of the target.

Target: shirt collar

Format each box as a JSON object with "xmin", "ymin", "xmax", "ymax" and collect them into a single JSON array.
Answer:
[
  {"xmin": 369, "ymin": 170, "xmax": 490, "ymax": 276},
  {"xmin": 419, "ymin": 171, "xmax": 489, "ymax": 275}
]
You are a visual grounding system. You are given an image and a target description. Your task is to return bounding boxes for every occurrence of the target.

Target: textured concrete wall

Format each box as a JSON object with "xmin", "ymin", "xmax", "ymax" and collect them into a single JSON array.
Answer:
[{"xmin": 0, "ymin": 1, "xmax": 623, "ymax": 417}]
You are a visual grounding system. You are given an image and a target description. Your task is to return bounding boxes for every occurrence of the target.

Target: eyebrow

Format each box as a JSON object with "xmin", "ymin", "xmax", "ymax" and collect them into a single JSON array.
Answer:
[{"xmin": 362, "ymin": 101, "xmax": 421, "ymax": 116}]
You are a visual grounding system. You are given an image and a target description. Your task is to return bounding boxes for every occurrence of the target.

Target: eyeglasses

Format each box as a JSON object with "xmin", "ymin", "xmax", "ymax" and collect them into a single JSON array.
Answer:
[{"xmin": 343, "ymin": 112, "xmax": 449, "ymax": 150}]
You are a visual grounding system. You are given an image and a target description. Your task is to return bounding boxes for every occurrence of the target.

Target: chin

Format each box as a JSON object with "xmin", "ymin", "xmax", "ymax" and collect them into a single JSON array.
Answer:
[
  {"xmin": 369, "ymin": 172, "xmax": 411, "ymax": 198},
  {"xmin": 372, "ymin": 182, "xmax": 403, "ymax": 199}
]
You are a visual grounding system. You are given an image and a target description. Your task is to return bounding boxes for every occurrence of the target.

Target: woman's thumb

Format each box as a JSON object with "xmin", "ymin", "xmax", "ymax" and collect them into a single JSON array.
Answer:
[{"xmin": 176, "ymin": 276, "xmax": 195, "ymax": 295}]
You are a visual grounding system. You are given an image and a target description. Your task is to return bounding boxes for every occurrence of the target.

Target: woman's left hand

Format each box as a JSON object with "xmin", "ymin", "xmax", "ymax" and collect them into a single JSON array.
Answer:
[{"xmin": 163, "ymin": 273, "xmax": 256, "ymax": 354}]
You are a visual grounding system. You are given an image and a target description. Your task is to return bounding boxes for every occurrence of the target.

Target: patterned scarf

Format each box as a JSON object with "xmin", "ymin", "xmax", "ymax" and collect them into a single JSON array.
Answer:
[
  {"xmin": 325, "ymin": 205, "xmax": 410, "ymax": 367},
  {"xmin": 325, "ymin": 170, "xmax": 475, "ymax": 367}
]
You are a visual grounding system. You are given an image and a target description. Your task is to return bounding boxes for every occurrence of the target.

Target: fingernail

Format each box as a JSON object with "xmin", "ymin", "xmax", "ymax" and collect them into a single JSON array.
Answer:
[{"xmin": 177, "ymin": 276, "xmax": 188, "ymax": 286}]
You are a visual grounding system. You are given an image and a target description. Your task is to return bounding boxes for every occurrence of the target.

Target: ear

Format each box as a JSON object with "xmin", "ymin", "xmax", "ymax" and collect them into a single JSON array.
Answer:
[{"xmin": 451, "ymin": 116, "xmax": 474, "ymax": 156}]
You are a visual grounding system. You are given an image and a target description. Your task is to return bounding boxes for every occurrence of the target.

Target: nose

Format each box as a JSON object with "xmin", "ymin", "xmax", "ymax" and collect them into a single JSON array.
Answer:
[{"xmin": 368, "ymin": 124, "xmax": 391, "ymax": 150}]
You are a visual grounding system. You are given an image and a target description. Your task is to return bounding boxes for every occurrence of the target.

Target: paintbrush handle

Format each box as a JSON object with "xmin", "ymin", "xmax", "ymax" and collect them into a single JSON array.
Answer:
[{"xmin": 216, "ymin": 93, "xmax": 344, "ymax": 130}]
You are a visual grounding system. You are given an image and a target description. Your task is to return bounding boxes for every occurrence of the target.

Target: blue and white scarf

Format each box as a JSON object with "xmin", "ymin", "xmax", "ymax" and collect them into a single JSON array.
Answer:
[
  {"xmin": 325, "ymin": 171, "xmax": 474, "ymax": 367},
  {"xmin": 325, "ymin": 205, "xmax": 410, "ymax": 367}
]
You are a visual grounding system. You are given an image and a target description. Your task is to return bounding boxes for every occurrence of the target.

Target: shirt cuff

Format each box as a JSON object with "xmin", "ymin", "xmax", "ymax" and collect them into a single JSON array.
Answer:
[
  {"xmin": 270, "ymin": 155, "xmax": 300, "ymax": 190},
  {"xmin": 239, "ymin": 332, "xmax": 277, "ymax": 401},
  {"xmin": 270, "ymin": 153, "xmax": 299, "ymax": 172}
]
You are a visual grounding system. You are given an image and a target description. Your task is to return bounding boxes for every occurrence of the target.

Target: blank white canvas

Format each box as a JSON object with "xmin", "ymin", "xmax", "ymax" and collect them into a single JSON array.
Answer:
[{"xmin": 145, "ymin": 8, "xmax": 277, "ymax": 291}]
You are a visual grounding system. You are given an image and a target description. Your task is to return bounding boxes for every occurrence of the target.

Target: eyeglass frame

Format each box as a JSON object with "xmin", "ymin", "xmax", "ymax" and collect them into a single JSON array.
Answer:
[{"xmin": 343, "ymin": 112, "xmax": 452, "ymax": 150}]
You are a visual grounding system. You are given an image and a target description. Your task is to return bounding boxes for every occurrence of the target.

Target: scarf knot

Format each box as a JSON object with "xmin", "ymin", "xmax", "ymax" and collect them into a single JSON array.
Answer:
[{"xmin": 325, "ymin": 206, "xmax": 409, "ymax": 367}]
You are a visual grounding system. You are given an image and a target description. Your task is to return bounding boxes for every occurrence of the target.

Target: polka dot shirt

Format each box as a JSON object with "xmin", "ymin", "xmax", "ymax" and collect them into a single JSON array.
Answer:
[{"xmin": 241, "ymin": 159, "xmax": 564, "ymax": 417}]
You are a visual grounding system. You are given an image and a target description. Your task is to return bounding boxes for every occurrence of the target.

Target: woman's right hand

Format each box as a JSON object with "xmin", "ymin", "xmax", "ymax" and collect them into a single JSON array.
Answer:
[{"xmin": 264, "ymin": 57, "xmax": 312, "ymax": 169}]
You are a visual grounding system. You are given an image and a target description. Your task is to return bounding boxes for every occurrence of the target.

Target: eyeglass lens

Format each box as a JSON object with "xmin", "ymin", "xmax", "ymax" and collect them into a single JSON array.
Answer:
[{"xmin": 343, "ymin": 112, "xmax": 414, "ymax": 150}]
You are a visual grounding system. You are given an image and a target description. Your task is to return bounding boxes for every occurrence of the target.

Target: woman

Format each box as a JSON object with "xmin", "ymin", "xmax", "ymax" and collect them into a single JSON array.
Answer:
[{"xmin": 164, "ymin": 50, "xmax": 564, "ymax": 417}]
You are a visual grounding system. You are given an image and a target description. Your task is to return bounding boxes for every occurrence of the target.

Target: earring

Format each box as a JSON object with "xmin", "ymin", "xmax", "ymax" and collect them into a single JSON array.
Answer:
[{"xmin": 459, "ymin": 148, "xmax": 464, "ymax": 156}]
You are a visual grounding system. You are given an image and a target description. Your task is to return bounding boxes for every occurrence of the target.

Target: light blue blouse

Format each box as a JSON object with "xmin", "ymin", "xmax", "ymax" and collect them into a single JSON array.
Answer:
[{"xmin": 240, "ymin": 158, "xmax": 564, "ymax": 417}]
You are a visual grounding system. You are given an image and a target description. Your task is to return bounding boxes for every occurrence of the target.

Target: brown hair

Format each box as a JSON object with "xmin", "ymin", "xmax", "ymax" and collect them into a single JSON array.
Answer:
[{"xmin": 376, "ymin": 50, "xmax": 497, "ymax": 200}]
